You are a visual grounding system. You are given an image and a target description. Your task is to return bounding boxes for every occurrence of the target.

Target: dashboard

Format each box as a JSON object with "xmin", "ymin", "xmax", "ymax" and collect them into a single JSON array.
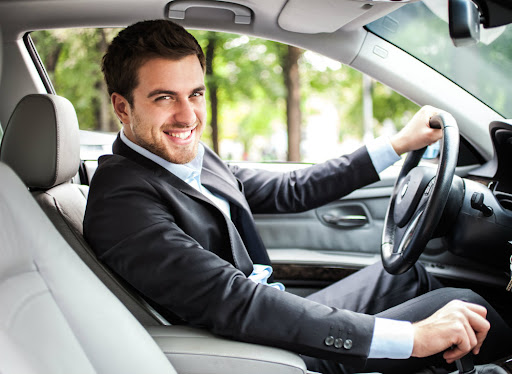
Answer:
[{"xmin": 444, "ymin": 120, "xmax": 512, "ymax": 270}]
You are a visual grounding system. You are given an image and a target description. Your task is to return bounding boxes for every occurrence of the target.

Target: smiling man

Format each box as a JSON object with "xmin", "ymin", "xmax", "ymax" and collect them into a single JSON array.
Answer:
[
  {"xmin": 84, "ymin": 20, "xmax": 511, "ymax": 374},
  {"xmin": 112, "ymin": 55, "xmax": 206, "ymax": 164}
]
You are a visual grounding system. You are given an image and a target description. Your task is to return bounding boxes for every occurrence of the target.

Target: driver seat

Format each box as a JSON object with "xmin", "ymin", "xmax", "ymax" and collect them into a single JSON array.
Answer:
[
  {"xmin": 0, "ymin": 93, "xmax": 167, "ymax": 326},
  {"xmin": 0, "ymin": 93, "xmax": 308, "ymax": 374},
  {"xmin": 0, "ymin": 160, "xmax": 178, "ymax": 373}
]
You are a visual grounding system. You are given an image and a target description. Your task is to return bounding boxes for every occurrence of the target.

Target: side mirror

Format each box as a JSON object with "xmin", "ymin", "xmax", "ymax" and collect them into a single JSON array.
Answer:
[{"xmin": 449, "ymin": 0, "xmax": 481, "ymax": 47}]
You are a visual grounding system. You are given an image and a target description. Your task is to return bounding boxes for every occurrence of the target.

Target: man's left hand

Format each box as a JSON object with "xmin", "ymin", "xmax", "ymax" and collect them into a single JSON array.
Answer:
[{"xmin": 390, "ymin": 105, "xmax": 444, "ymax": 155}]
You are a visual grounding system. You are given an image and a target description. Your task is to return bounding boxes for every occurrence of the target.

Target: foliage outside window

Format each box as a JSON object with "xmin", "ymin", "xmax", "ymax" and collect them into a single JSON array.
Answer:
[{"xmin": 31, "ymin": 28, "xmax": 418, "ymax": 162}]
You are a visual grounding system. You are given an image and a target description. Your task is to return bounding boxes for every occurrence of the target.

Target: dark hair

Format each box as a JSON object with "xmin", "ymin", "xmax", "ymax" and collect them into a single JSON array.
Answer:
[{"xmin": 102, "ymin": 19, "xmax": 206, "ymax": 105}]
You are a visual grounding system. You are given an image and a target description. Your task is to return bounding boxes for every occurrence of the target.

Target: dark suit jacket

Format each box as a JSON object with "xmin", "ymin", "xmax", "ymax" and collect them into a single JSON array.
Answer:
[{"xmin": 84, "ymin": 135, "xmax": 380, "ymax": 365}]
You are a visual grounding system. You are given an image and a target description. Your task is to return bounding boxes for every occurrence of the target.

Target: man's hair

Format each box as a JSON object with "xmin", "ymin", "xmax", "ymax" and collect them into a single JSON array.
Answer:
[{"xmin": 102, "ymin": 19, "xmax": 206, "ymax": 105}]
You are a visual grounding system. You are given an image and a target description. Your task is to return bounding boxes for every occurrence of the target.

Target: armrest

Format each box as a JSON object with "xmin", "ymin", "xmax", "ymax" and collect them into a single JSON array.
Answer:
[{"xmin": 146, "ymin": 325, "xmax": 308, "ymax": 374}]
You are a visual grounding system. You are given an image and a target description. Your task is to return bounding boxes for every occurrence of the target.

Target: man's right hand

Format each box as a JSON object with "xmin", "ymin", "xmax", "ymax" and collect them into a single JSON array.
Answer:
[{"xmin": 411, "ymin": 300, "xmax": 490, "ymax": 364}]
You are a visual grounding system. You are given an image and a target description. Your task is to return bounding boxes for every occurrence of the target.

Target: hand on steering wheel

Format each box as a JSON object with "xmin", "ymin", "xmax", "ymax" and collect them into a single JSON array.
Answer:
[{"xmin": 381, "ymin": 112, "xmax": 459, "ymax": 274}]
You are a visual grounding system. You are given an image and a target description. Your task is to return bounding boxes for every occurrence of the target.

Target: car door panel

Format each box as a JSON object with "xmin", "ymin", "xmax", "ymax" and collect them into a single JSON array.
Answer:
[
  {"xmin": 254, "ymin": 186, "xmax": 392, "ymax": 257},
  {"xmin": 253, "ymin": 181, "xmax": 393, "ymax": 294}
]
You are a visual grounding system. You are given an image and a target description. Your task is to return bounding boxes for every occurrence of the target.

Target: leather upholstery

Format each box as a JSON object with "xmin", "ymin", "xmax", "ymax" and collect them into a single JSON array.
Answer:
[
  {"xmin": 0, "ymin": 162, "xmax": 177, "ymax": 373},
  {"xmin": 0, "ymin": 94, "xmax": 80, "ymax": 189},
  {"xmin": 31, "ymin": 183, "xmax": 167, "ymax": 325},
  {"xmin": 148, "ymin": 326, "xmax": 308, "ymax": 374},
  {"xmin": 0, "ymin": 93, "xmax": 166, "ymax": 326}
]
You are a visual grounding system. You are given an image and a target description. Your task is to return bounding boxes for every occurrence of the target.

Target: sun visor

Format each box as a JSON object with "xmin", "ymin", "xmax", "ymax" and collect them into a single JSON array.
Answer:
[{"xmin": 278, "ymin": 0, "xmax": 419, "ymax": 34}]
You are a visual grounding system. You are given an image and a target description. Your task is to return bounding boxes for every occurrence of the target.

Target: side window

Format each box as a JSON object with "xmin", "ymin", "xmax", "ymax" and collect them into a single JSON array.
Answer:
[
  {"xmin": 30, "ymin": 29, "xmax": 418, "ymax": 163},
  {"xmin": 31, "ymin": 29, "xmax": 119, "ymax": 161}
]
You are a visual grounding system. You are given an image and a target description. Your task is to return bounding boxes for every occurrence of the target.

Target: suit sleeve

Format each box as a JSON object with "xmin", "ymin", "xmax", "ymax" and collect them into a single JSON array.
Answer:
[
  {"xmin": 84, "ymin": 158, "xmax": 375, "ymax": 367},
  {"xmin": 229, "ymin": 146, "xmax": 380, "ymax": 214}
]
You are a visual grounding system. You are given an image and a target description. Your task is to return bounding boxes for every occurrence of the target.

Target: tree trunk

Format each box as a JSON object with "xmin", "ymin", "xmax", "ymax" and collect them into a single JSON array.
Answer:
[
  {"xmin": 206, "ymin": 34, "xmax": 220, "ymax": 155},
  {"xmin": 44, "ymin": 44, "xmax": 62, "ymax": 77},
  {"xmin": 97, "ymin": 29, "xmax": 119, "ymax": 132},
  {"xmin": 362, "ymin": 74, "xmax": 374, "ymax": 143},
  {"xmin": 283, "ymin": 45, "xmax": 302, "ymax": 162}
]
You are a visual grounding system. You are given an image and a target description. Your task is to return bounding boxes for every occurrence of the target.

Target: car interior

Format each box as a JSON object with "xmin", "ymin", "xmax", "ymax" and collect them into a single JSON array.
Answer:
[{"xmin": 1, "ymin": 0, "xmax": 512, "ymax": 373}]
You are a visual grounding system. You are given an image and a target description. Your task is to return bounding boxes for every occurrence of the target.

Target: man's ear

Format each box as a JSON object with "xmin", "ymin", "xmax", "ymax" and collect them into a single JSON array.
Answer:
[{"xmin": 111, "ymin": 93, "xmax": 131, "ymax": 125}]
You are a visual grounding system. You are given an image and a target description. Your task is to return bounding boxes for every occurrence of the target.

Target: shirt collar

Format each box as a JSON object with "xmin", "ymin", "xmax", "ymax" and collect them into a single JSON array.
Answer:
[{"xmin": 120, "ymin": 129, "xmax": 204, "ymax": 184}]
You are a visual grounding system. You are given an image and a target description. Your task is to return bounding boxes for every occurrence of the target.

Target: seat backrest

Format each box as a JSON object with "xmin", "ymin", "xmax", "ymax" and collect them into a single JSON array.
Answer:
[
  {"xmin": 0, "ymin": 93, "xmax": 167, "ymax": 326},
  {"xmin": 0, "ymin": 162, "xmax": 177, "ymax": 373}
]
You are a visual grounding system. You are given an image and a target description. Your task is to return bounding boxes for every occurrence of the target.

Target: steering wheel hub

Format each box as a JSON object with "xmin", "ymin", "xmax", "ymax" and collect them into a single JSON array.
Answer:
[{"xmin": 394, "ymin": 167, "xmax": 437, "ymax": 228}]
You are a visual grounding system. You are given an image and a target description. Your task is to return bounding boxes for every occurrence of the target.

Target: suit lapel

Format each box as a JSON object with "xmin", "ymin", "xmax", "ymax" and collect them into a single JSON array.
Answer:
[
  {"xmin": 201, "ymin": 168, "xmax": 251, "ymax": 212},
  {"xmin": 113, "ymin": 135, "xmax": 214, "ymax": 205},
  {"xmin": 112, "ymin": 135, "xmax": 254, "ymax": 274},
  {"xmin": 114, "ymin": 136, "xmax": 244, "ymax": 208},
  {"xmin": 200, "ymin": 158, "xmax": 272, "ymax": 267}
]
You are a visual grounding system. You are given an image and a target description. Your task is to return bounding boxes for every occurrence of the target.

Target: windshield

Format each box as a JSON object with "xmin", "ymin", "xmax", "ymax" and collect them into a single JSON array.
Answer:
[{"xmin": 367, "ymin": 0, "xmax": 512, "ymax": 119}]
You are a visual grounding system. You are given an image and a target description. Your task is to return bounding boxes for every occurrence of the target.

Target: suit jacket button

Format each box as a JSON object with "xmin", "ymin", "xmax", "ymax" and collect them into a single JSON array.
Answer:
[
  {"xmin": 324, "ymin": 336, "xmax": 335, "ymax": 346},
  {"xmin": 334, "ymin": 338, "xmax": 343, "ymax": 349},
  {"xmin": 343, "ymin": 339, "xmax": 353, "ymax": 350}
]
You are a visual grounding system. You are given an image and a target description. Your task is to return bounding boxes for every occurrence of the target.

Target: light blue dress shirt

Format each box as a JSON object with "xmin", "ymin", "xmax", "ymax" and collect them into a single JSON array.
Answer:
[{"xmin": 120, "ymin": 131, "xmax": 413, "ymax": 359}]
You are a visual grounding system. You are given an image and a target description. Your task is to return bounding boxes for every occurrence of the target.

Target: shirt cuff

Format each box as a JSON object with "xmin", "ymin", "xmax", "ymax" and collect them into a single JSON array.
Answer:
[
  {"xmin": 368, "ymin": 317, "xmax": 414, "ymax": 359},
  {"xmin": 366, "ymin": 136, "xmax": 401, "ymax": 174}
]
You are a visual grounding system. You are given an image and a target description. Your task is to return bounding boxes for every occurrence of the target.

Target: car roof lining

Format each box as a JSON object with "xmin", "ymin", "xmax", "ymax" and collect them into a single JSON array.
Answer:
[
  {"xmin": 277, "ymin": 0, "xmax": 412, "ymax": 34},
  {"xmin": 0, "ymin": 0, "xmax": 412, "ymax": 68},
  {"xmin": 0, "ymin": 0, "xmax": 409, "ymax": 39},
  {"xmin": 166, "ymin": 0, "xmax": 413, "ymax": 35}
]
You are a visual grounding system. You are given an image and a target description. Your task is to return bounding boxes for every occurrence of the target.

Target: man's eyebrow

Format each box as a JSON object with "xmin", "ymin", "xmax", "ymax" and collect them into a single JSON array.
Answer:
[
  {"xmin": 147, "ymin": 89, "xmax": 177, "ymax": 98},
  {"xmin": 192, "ymin": 85, "xmax": 206, "ymax": 93},
  {"xmin": 147, "ymin": 86, "xmax": 206, "ymax": 98}
]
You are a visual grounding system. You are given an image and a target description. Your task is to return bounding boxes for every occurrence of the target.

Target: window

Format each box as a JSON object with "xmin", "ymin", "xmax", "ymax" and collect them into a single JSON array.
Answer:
[
  {"xmin": 31, "ymin": 29, "xmax": 418, "ymax": 162},
  {"xmin": 367, "ymin": 1, "xmax": 512, "ymax": 118}
]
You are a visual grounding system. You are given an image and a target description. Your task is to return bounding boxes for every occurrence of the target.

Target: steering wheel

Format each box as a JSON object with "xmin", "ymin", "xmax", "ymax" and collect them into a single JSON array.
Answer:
[{"xmin": 381, "ymin": 113, "xmax": 459, "ymax": 275}]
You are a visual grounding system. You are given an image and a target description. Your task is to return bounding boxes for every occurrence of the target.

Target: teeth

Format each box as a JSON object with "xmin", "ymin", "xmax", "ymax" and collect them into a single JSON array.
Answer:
[{"xmin": 168, "ymin": 130, "xmax": 192, "ymax": 139}]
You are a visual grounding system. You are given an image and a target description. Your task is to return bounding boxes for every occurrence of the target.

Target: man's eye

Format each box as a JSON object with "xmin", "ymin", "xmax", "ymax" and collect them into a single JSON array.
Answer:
[
  {"xmin": 155, "ymin": 95, "xmax": 172, "ymax": 101},
  {"xmin": 191, "ymin": 92, "xmax": 204, "ymax": 98}
]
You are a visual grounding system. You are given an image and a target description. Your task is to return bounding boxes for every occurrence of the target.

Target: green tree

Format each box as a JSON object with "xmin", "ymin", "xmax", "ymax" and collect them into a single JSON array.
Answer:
[
  {"xmin": 302, "ymin": 53, "xmax": 418, "ymax": 141},
  {"xmin": 205, "ymin": 33, "xmax": 220, "ymax": 154},
  {"xmin": 282, "ymin": 45, "xmax": 303, "ymax": 161},
  {"xmin": 33, "ymin": 28, "xmax": 419, "ymax": 162},
  {"xmin": 32, "ymin": 28, "xmax": 119, "ymax": 132},
  {"xmin": 192, "ymin": 31, "xmax": 286, "ymax": 159}
]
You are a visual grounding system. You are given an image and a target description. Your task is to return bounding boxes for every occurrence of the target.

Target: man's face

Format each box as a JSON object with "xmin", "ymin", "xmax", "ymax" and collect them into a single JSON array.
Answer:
[{"xmin": 121, "ymin": 55, "xmax": 206, "ymax": 164}]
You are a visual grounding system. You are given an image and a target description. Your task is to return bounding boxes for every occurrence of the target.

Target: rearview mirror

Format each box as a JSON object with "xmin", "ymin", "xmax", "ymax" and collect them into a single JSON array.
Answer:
[{"xmin": 449, "ymin": 0, "xmax": 481, "ymax": 46}]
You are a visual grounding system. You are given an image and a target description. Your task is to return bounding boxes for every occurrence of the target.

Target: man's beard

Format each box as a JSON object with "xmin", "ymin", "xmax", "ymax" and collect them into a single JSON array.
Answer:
[{"xmin": 131, "ymin": 113, "xmax": 202, "ymax": 164}]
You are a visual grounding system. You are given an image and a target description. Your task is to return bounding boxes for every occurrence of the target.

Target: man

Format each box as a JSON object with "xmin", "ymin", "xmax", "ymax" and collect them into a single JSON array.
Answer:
[{"xmin": 84, "ymin": 20, "xmax": 510, "ymax": 373}]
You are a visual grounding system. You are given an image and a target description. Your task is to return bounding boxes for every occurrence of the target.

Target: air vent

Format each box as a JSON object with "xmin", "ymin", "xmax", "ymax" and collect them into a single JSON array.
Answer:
[{"xmin": 495, "ymin": 191, "xmax": 512, "ymax": 211}]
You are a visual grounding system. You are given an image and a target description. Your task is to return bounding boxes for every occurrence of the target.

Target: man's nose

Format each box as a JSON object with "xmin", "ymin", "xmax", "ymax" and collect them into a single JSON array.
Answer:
[{"xmin": 173, "ymin": 99, "xmax": 196, "ymax": 126}]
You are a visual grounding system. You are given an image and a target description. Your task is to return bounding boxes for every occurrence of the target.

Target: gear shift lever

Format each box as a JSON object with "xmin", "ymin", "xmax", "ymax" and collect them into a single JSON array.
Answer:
[{"xmin": 456, "ymin": 354, "xmax": 476, "ymax": 374}]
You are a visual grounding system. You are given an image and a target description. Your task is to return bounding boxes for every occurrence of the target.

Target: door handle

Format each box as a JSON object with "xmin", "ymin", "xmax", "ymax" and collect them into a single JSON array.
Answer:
[{"xmin": 322, "ymin": 214, "xmax": 368, "ymax": 227}]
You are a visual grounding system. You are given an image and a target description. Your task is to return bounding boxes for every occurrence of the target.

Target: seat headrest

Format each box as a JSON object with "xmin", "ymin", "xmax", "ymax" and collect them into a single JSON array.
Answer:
[{"xmin": 0, "ymin": 94, "xmax": 80, "ymax": 189}]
